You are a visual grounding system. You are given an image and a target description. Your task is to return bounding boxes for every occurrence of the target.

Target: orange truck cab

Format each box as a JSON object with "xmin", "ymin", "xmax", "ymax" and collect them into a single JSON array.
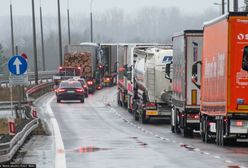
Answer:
[{"xmin": 192, "ymin": 12, "xmax": 248, "ymax": 146}]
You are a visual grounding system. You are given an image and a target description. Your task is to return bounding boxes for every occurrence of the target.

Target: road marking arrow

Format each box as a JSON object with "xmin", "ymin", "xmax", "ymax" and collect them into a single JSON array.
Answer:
[{"xmin": 13, "ymin": 58, "xmax": 22, "ymax": 75}]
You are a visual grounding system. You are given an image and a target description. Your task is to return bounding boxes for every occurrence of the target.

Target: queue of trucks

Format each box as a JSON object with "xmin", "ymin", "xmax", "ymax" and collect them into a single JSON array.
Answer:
[
  {"xmin": 52, "ymin": 12, "xmax": 248, "ymax": 146},
  {"xmin": 116, "ymin": 12, "xmax": 248, "ymax": 146}
]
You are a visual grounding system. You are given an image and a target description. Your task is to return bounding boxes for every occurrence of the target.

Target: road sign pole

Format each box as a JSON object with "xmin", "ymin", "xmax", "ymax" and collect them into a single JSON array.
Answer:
[{"xmin": 10, "ymin": 85, "xmax": 13, "ymax": 117}]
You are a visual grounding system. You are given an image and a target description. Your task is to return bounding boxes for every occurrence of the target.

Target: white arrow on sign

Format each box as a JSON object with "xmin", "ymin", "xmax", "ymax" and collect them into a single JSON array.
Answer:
[{"xmin": 13, "ymin": 57, "xmax": 22, "ymax": 75}]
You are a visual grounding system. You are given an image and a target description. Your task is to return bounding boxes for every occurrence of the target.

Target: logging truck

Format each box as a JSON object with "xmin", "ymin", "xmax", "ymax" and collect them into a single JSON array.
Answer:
[{"xmin": 53, "ymin": 43, "xmax": 102, "ymax": 93}]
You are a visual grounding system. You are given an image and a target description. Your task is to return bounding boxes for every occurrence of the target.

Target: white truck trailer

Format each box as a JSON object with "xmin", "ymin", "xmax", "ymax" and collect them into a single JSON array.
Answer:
[
  {"xmin": 166, "ymin": 30, "xmax": 203, "ymax": 136},
  {"xmin": 132, "ymin": 47, "xmax": 173, "ymax": 123}
]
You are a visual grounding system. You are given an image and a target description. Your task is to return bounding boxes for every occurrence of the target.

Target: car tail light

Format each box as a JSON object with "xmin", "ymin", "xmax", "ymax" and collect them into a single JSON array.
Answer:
[
  {"xmin": 83, "ymin": 84, "xmax": 87, "ymax": 88},
  {"xmin": 59, "ymin": 66, "xmax": 63, "ymax": 70},
  {"xmin": 57, "ymin": 88, "xmax": 66, "ymax": 93},
  {"xmin": 106, "ymin": 78, "xmax": 110, "ymax": 82},
  {"xmin": 87, "ymin": 81, "xmax": 93, "ymax": 85},
  {"xmin": 76, "ymin": 88, "xmax": 84, "ymax": 93},
  {"xmin": 97, "ymin": 86, "xmax": 101, "ymax": 90}
]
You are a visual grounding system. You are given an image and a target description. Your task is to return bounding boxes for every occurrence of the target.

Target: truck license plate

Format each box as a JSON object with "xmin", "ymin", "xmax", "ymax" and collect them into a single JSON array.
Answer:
[{"xmin": 146, "ymin": 111, "xmax": 158, "ymax": 115}]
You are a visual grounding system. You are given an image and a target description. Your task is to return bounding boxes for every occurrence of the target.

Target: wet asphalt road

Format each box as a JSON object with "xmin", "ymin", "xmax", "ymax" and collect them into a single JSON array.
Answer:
[
  {"xmin": 49, "ymin": 86, "xmax": 248, "ymax": 168},
  {"xmin": 24, "ymin": 87, "xmax": 248, "ymax": 168}
]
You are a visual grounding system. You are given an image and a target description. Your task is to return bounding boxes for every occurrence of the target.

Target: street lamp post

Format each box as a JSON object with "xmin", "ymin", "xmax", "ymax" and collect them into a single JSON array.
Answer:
[
  {"xmin": 31, "ymin": 0, "xmax": 38, "ymax": 85},
  {"xmin": 10, "ymin": 0, "xmax": 15, "ymax": 56},
  {"xmin": 40, "ymin": 0, "xmax": 46, "ymax": 71},
  {"xmin": 67, "ymin": 0, "xmax": 71, "ymax": 45},
  {"xmin": 233, "ymin": 0, "xmax": 238, "ymax": 12},
  {"xmin": 57, "ymin": 0, "xmax": 63, "ymax": 66},
  {"xmin": 222, "ymin": 0, "xmax": 225, "ymax": 14},
  {"xmin": 90, "ymin": 0, "xmax": 93, "ymax": 42}
]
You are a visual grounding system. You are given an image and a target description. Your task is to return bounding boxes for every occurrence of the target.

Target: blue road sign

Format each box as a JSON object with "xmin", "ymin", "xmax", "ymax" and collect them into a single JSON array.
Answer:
[{"xmin": 8, "ymin": 55, "xmax": 28, "ymax": 75}]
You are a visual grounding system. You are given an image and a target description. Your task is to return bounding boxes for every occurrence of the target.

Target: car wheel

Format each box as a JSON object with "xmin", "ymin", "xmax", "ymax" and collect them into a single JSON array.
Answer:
[
  {"xmin": 57, "ymin": 99, "xmax": 61, "ymax": 103},
  {"xmin": 85, "ymin": 93, "xmax": 88, "ymax": 98},
  {"xmin": 81, "ymin": 99, "xmax": 85, "ymax": 103}
]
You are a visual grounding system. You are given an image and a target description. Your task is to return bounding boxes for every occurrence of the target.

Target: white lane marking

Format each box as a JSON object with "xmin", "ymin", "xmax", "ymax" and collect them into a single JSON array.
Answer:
[
  {"xmin": 213, "ymin": 155, "xmax": 221, "ymax": 159},
  {"xmin": 225, "ymin": 160, "xmax": 233, "ymax": 163},
  {"xmin": 46, "ymin": 96, "xmax": 67, "ymax": 168}
]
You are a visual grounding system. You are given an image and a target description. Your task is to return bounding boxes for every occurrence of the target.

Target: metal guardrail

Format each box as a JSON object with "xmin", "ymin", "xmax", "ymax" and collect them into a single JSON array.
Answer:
[
  {"xmin": 0, "ymin": 81, "xmax": 54, "ymax": 163},
  {"xmin": 0, "ymin": 118, "xmax": 39, "ymax": 163},
  {"xmin": 26, "ymin": 82, "xmax": 54, "ymax": 100}
]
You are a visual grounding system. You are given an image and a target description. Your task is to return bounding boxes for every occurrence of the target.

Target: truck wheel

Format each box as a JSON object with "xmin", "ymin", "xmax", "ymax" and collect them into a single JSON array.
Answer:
[
  {"xmin": 171, "ymin": 125, "xmax": 175, "ymax": 133},
  {"xmin": 140, "ymin": 111, "xmax": 149, "ymax": 124},
  {"xmin": 175, "ymin": 110, "xmax": 181, "ymax": 133},
  {"xmin": 183, "ymin": 128, "xmax": 193, "ymax": 137},
  {"xmin": 204, "ymin": 116, "xmax": 211, "ymax": 143},
  {"xmin": 200, "ymin": 116, "xmax": 205, "ymax": 142},
  {"xmin": 133, "ymin": 111, "xmax": 139, "ymax": 121}
]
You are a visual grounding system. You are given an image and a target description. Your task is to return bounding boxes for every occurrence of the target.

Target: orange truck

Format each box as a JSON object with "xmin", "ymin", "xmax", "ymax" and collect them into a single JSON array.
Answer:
[{"xmin": 192, "ymin": 12, "xmax": 248, "ymax": 145}]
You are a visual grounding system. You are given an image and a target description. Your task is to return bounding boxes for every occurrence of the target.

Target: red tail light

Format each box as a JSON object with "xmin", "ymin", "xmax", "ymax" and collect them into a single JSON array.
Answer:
[
  {"xmin": 83, "ymin": 84, "xmax": 87, "ymax": 88},
  {"xmin": 146, "ymin": 103, "xmax": 156, "ymax": 107},
  {"xmin": 57, "ymin": 88, "xmax": 65, "ymax": 93},
  {"xmin": 106, "ymin": 78, "xmax": 110, "ymax": 81},
  {"xmin": 87, "ymin": 81, "xmax": 93, "ymax": 85},
  {"xmin": 236, "ymin": 121, "xmax": 243, "ymax": 127},
  {"xmin": 187, "ymin": 114, "xmax": 199, "ymax": 119},
  {"xmin": 76, "ymin": 88, "xmax": 84, "ymax": 93}
]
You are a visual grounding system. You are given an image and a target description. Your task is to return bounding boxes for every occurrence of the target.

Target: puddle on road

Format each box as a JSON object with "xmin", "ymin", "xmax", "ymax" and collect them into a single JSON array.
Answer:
[
  {"xmin": 128, "ymin": 136, "xmax": 148, "ymax": 147},
  {"xmin": 180, "ymin": 144, "xmax": 195, "ymax": 151},
  {"xmin": 73, "ymin": 146, "xmax": 112, "ymax": 154}
]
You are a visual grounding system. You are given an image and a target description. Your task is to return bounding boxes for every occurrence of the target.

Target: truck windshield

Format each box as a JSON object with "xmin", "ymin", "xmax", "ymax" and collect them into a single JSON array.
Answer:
[{"xmin": 242, "ymin": 46, "xmax": 248, "ymax": 71}]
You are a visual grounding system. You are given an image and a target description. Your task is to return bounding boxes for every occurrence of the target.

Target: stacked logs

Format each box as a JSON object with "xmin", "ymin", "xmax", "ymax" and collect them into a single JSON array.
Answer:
[{"xmin": 64, "ymin": 51, "xmax": 92, "ymax": 77}]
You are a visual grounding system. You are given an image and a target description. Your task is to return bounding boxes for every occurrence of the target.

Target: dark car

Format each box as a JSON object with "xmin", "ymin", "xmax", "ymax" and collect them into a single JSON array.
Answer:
[
  {"xmin": 78, "ymin": 78, "xmax": 89, "ymax": 98},
  {"xmin": 86, "ymin": 78, "xmax": 96, "ymax": 94},
  {"xmin": 56, "ymin": 80, "xmax": 85, "ymax": 103}
]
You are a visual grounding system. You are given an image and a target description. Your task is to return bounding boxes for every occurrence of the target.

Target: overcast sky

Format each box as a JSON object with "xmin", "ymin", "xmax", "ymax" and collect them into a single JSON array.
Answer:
[{"xmin": 0, "ymin": 0, "xmax": 245, "ymax": 17}]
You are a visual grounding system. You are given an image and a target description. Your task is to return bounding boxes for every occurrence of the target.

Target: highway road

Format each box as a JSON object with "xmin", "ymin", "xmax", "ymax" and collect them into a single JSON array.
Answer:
[{"xmin": 20, "ymin": 87, "xmax": 248, "ymax": 168}]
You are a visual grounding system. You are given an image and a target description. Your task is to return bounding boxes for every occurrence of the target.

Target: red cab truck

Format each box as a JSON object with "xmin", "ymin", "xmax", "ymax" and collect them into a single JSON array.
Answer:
[{"xmin": 192, "ymin": 12, "xmax": 248, "ymax": 145}]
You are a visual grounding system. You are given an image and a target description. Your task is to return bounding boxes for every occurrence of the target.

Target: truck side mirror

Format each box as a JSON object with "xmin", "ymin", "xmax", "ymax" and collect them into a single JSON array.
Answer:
[
  {"xmin": 191, "ymin": 61, "xmax": 201, "ymax": 89},
  {"xmin": 165, "ymin": 61, "xmax": 172, "ymax": 82},
  {"xmin": 126, "ymin": 66, "xmax": 132, "ymax": 80}
]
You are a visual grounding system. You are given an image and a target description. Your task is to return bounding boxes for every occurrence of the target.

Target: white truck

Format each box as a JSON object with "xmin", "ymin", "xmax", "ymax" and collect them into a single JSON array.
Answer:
[
  {"xmin": 166, "ymin": 30, "xmax": 203, "ymax": 136},
  {"xmin": 132, "ymin": 47, "xmax": 173, "ymax": 123}
]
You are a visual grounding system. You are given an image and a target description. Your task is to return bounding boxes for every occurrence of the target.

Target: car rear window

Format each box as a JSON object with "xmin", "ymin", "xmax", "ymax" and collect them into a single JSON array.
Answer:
[{"xmin": 59, "ymin": 81, "xmax": 82, "ymax": 88}]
